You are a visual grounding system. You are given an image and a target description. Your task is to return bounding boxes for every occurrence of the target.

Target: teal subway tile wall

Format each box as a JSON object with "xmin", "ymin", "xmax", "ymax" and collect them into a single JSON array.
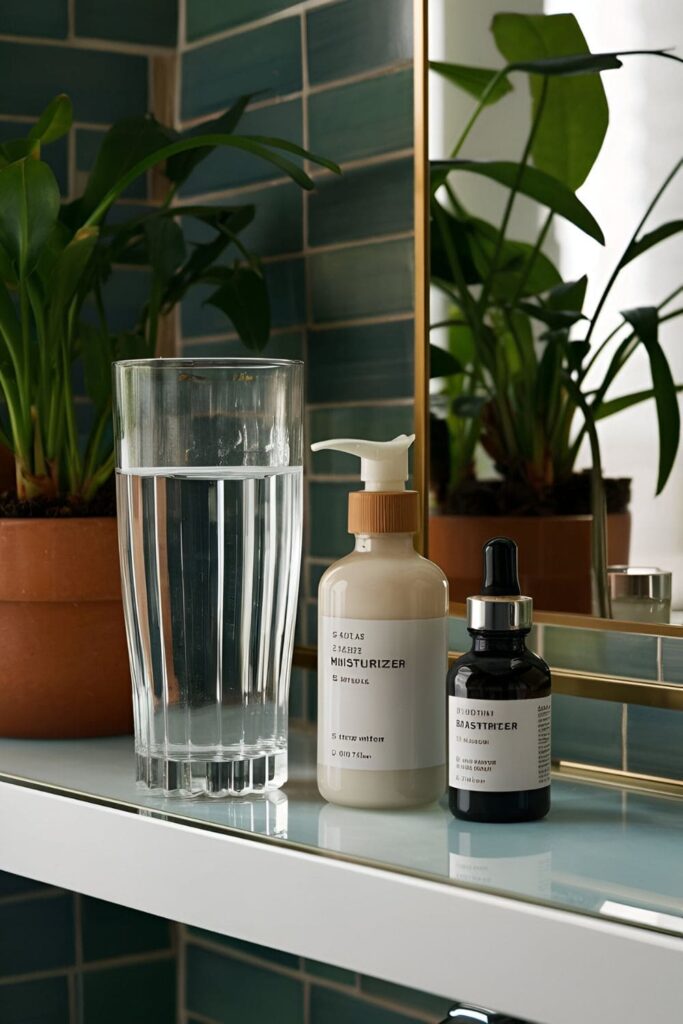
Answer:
[
  {"xmin": 0, "ymin": 871, "xmax": 175, "ymax": 1023},
  {"xmin": 178, "ymin": 0, "xmax": 416, "ymax": 652},
  {"xmin": 179, "ymin": 925, "xmax": 453, "ymax": 1024},
  {"xmin": 0, "ymin": 0, "xmax": 174, "ymax": 439}
]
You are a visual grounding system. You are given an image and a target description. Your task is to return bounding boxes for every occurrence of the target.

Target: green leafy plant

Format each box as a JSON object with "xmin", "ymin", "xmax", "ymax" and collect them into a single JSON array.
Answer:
[
  {"xmin": 430, "ymin": 12, "xmax": 683, "ymax": 615},
  {"xmin": 0, "ymin": 94, "xmax": 338, "ymax": 505}
]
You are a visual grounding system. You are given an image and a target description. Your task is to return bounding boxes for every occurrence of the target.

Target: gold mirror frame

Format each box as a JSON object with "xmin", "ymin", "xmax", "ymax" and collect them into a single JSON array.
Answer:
[{"xmin": 295, "ymin": 0, "xmax": 683, "ymax": 735}]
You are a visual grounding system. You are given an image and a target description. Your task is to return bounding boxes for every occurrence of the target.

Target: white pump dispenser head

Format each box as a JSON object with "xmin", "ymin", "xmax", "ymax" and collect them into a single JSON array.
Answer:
[{"xmin": 310, "ymin": 434, "xmax": 415, "ymax": 493}]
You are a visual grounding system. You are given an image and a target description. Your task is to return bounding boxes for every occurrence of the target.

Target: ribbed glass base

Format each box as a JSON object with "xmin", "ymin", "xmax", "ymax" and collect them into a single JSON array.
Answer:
[{"xmin": 136, "ymin": 749, "xmax": 288, "ymax": 798}]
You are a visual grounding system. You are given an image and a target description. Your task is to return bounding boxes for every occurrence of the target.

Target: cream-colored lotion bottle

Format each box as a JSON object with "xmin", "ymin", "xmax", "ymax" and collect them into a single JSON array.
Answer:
[{"xmin": 311, "ymin": 435, "xmax": 448, "ymax": 809}]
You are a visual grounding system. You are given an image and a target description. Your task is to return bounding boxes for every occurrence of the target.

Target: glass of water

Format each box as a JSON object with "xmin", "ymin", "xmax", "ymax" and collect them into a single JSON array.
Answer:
[{"xmin": 113, "ymin": 358, "xmax": 303, "ymax": 797}]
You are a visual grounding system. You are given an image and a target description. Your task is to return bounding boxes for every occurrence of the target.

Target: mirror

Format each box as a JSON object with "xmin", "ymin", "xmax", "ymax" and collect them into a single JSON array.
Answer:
[{"xmin": 424, "ymin": 0, "xmax": 683, "ymax": 622}]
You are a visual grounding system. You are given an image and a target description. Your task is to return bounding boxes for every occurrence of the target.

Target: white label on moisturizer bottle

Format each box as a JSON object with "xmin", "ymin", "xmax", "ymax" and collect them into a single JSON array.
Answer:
[
  {"xmin": 319, "ymin": 616, "xmax": 447, "ymax": 771},
  {"xmin": 449, "ymin": 696, "xmax": 551, "ymax": 792}
]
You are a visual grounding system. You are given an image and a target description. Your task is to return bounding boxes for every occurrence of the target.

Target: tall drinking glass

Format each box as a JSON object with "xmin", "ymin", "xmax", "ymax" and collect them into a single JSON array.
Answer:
[{"xmin": 113, "ymin": 358, "xmax": 303, "ymax": 797}]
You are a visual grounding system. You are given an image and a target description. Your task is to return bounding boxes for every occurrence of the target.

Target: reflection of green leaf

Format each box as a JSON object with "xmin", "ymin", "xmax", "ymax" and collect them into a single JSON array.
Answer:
[
  {"xmin": 434, "ymin": 159, "xmax": 604, "ymax": 242},
  {"xmin": 596, "ymin": 385, "xmax": 683, "ymax": 421},
  {"xmin": 621, "ymin": 306, "xmax": 680, "ymax": 494},
  {"xmin": 545, "ymin": 275, "xmax": 587, "ymax": 311},
  {"xmin": 518, "ymin": 300, "xmax": 585, "ymax": 329},
  {"xmin": 620, "ymin": 220, "xmax": 683, "ymax": 267},
  {"xmin": 430, "ymin": 344, "xmax": 463, "ymax": 378},
  {"xmin": 492, "ymin": 13, "xmax": 609, "ymax": 189},
  {"xmin": 429, "ymin": 61, "xmax": 512, "ymax": 104}
]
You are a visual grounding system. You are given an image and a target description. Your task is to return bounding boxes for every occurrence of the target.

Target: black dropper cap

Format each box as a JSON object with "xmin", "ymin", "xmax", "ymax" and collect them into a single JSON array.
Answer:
[
  {"xmin": 467, "ymin": 537, "xmax": 532, "ymax": 631},
  {"xmin": 482, "ymin": 537, "xmax": 521, "ymax": 596}
]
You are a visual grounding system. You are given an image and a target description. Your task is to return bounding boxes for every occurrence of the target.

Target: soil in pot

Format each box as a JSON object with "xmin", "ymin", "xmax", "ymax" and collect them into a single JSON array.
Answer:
[{"xmin": 442, "ymin": 473, "xmax": 631, "ymax": 518}]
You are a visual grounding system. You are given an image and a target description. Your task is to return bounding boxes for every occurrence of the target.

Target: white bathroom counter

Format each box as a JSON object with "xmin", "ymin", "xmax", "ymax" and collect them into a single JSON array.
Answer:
[{"xmin": 0, "ymin": 731, "xmax": 681, "ymax": 1024}]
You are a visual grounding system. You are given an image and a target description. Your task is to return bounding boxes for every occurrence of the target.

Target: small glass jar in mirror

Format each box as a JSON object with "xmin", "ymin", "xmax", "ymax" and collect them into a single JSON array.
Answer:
[{"xmin": 608, "ymin": 566, "xmax": 672, "ymax": 624}]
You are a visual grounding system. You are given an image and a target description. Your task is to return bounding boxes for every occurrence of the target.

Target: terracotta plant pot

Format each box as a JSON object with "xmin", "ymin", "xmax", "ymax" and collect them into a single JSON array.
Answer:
[
  {"xmin": 429, "ymin": 513, "xmax": 631, "ymax": 614},
  {"xmin": 0, "ymin": 517, "xmax": 132, "ymax": 738}
]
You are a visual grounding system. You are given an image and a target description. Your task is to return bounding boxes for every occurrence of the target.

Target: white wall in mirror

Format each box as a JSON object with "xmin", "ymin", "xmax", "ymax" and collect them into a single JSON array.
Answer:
[{"xmin": 429, "ymin": 0, "xmax": 683, "ymax": 605}]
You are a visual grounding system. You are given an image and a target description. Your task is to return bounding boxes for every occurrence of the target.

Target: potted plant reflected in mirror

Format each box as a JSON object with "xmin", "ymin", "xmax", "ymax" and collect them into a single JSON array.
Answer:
[
  {"xmin": 428, "ymin": 12, "xmax": 683, "ymax": 615},
  {"xmin": 0, "ymin": 94, "xmax": 338, "ymax": 737}
]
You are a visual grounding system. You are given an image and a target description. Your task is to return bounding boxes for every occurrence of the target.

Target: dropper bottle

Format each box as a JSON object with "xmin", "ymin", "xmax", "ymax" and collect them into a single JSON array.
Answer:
[
  {"xmin": 447, "ymin": 538, "xmax": 552, "ymax": 823},
  {"xmin": 310, "ymin": 434, "xmax": 448, "ymax": 809}
]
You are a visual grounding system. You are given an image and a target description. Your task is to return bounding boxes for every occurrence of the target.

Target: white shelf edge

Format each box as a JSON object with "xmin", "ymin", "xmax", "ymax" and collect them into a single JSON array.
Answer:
[{"xmin": 1, "ymin": 780, "xmax": 681, "ymax": 1024}]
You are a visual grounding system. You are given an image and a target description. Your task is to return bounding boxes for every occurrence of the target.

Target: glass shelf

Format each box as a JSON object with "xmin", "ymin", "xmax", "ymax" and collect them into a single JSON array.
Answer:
[{"xmin": 0, "ymin": 728, "xmax": 681, "ymax": 940}]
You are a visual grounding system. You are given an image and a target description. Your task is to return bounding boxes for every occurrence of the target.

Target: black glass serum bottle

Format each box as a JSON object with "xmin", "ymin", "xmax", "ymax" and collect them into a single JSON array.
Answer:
[{"xmin": 448, "ymin": 538, "xmax": 551, "ymax": 823}]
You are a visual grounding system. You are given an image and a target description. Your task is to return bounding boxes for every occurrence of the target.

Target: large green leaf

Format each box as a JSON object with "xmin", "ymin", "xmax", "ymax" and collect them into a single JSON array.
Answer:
[
  {"xmin": 434, "ymin": 159, "xmax": 604, "ymax": 242},
  {"xmin": 84, "ymin": 133, "xmax": 339, "ymax": 227},
  {"xmin": 29, "ymin": 94, "xmax": 73, "ymax": 145},
  {"xmin": 622, "ymin": 306, "xmax": 680, "ymax": 493},
  {"xmin": 429, "ymin": 61, "xmax": 512, "ymax": 104},
  {"xmin": 0, "ymin": 158, "xmax": 60, "ymax": 273},
  {"xmin": 80, "ymin": 115, "xmax": 178, "ymax": 217},
  {"xmin": 620, "ymin": 220, "xmax": 683, "ymax": 267},
  {"xmin": 0, "ymin": 138, "xmax": 40, "ymax": 163},
  {"xmin": 492, "ymin": 13, "xmax": 609, "ymax": 189},
  {"xmin": 144, "ymin": 217, "xmax": 186, "ymax": 287},
  {"xmin": 205, "ymin": 267, "xmax": 270, "ymax": 350},
  {"xmin": 246, "ymin": 135, "xmax": 340, "ymax": 175},
  {"xmin": 166, "ymin": 95, "xmax": 252, "ymax": 186},
  {"xmin": 47, "ymin": 227, "xmax": 99, "ymax": 337}
]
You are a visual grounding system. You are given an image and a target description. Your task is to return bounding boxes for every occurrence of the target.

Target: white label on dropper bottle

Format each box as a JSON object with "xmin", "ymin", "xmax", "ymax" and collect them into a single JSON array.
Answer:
[
  {"xmin": 319, "ymin": 616, "xmax": 447, "ymax": 771},
  {"xmin": 449, "ymin": 695, "xmax": 551, "ymax": 792}
]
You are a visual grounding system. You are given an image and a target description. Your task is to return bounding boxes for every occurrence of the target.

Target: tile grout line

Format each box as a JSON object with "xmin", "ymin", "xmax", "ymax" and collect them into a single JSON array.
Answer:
[
  {"xmin": 180, "ymin": 0, "xmax": 355, "ymax": 53},
  {"xmin": 175, "ymin": 0, "xmax": 186, "ymax": 127},
  {"xmin": 179, "ymin": 59, "xmax": 411, "ymax": 129},
  {"xmin": 0, "ymin": 886, "xmax": 64, "ymax": 907},
  {"xmin": 303, "ymin": 975, "xmax": 312, "ymax": 1024},
  {"xmin": 67, "ymin": 0, "xmax": 75, "ymax": 42},
  {"xmin": 182, "ymin": 310, "xmax": 414, "ymax": 347},
  {"xmin": 185, "ymin": 935, "xmax": 440, "ymax": 1022},
  {"xmin": 0, "ymin": 30, "xmax": 174, "ymax": 56},
  {"xmin": 0, "ymin": 948, "xmax": 177, "ymax": 988},
  {"xmin": 176, "ymin": 923, "xmax": 187, "ymax": 1024},
  {"xmin": 72, "ymin": 888, "xmax": 83, "ymax": 1024},
  {"xmin": 176, "ymin": 146, "xmax": 414, "ymax": 202}
]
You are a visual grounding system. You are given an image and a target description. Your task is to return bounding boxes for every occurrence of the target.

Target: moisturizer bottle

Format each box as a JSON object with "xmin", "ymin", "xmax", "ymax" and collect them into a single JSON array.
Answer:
[
  {"xmin": 311, "ymin": 434, "xmax": 448, "ymax": 809},
  {"xmin": 448, "ymin": 537, "xmax": 551, "ymax": 823}
]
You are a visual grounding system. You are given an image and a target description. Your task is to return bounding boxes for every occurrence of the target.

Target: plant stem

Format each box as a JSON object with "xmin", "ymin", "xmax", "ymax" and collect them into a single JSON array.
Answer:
[
  {"xmin": 564, "ymin": 375, "xmax": 611, "ymax": 619},
  {"xmin": 82, "ymin": 400, "xmax": 111, "ymax": 485},
  {"xmin": 477, "ymin": 78, "xmax": 549, "ymax": 316},
  {"xmin": 449, "ymin": 69, "xmax": 510, "ymax": 158},
  {"xmin": 512, "ymin": 210, "xmax": 553, "ymax": 304}
]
